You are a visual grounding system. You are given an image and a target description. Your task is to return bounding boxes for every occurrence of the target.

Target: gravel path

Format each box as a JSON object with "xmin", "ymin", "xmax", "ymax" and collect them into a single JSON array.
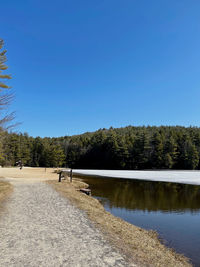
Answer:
[{"xmin": 0, "ymin": 178, "xmax": 131, "ymax": 267}]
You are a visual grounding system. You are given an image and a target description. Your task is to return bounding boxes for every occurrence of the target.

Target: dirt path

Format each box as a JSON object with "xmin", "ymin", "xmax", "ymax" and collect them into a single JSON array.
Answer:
[{"xmin": 0, "ymin": 177, "xmax": 131, "ymax": 267}]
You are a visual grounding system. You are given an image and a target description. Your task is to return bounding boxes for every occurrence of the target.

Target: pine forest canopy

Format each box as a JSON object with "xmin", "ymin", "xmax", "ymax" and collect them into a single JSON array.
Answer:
[{"xmin": 1, "ymin": 125, "xmax": 200, "ymax": 170}]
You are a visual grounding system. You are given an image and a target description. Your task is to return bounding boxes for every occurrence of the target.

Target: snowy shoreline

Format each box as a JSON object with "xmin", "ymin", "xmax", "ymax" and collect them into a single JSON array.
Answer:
[{"xmin": 63, "ymin": 169, "xmax": 200, "ymax": 186}]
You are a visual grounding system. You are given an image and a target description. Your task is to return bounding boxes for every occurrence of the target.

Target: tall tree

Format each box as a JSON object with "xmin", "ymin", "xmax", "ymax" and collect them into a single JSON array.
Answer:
[
  {"xmin": 151, "ymin": 131, "xmax": 164, "ymax": 168},
  {"xmin": 0, "ymin": 39, "xmax": 14, "ymax": 128}
]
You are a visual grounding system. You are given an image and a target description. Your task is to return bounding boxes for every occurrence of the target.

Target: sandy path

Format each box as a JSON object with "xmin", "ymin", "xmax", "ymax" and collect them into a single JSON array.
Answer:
[{"xmin": 0, "ymin": 178, "xmax": 130, "ymax": 267}]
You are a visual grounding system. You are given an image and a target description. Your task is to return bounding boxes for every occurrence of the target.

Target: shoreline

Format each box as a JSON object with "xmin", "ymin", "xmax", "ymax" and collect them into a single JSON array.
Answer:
[{"xmin": 48, "ymin": 176, "xmax": 191, "ymax": 266}]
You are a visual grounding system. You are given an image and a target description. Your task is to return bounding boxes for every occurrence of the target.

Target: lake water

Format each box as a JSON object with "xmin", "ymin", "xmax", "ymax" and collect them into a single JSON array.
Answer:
[{"xmin": 77, "ymin": 175, "xmax": 200, "ymax": 266}]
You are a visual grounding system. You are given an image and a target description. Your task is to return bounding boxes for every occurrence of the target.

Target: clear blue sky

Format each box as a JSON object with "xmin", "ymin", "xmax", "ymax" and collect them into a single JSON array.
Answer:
[{"xmin": 1, "ymin": 0, "xmax": 200, "ymax": 137}]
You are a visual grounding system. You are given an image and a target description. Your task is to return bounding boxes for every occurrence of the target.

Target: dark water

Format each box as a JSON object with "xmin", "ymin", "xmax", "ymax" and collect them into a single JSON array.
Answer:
[{"xmin": 79, "ymin": 176, "xmax": 200, "ymax": 266}]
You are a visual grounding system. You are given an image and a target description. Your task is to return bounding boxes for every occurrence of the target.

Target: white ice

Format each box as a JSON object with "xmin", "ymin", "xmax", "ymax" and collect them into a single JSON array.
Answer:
[{"xmin": 64, "ymin": 169, "xmax": 200, "ymax": 186}]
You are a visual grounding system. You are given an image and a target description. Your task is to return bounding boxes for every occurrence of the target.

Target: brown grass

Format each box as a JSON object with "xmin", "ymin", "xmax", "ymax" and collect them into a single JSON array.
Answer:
[
  {"xmin": 0, "ymin": 180, "xmax": 13, "ymax": 211},
  {"xmin": 48, "ymin": 177, "xmax": 191, "ymax": 267}
]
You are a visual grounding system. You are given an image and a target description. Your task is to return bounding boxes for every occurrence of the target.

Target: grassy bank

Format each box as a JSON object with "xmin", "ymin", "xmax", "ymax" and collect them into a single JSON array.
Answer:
[
  {"xmin": 48, "ymin": 177, "xmax": 191, "ymax": 267},
  {"xmin": 0, "ymin": 180, "xmax": 13, "ymax": 206}
]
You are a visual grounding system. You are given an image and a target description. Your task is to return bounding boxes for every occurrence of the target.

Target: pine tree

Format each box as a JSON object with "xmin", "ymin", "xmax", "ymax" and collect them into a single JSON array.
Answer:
[
  {"xmin": 0, "ymin": 39, "xmax": 14, "ymax": 128},
  {"xmin": 163, "ymin": 136, "xmax": 177, "ymax": 168},
  {"xmin": 151, "ymin": 131, "xmax": 164, "ymax": 168}
]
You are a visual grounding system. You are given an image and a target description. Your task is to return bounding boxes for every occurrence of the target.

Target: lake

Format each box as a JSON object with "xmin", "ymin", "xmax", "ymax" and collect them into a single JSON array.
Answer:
[{"xmin": 75, "ymin": 174, "xmax": 200, "ymax": 266}]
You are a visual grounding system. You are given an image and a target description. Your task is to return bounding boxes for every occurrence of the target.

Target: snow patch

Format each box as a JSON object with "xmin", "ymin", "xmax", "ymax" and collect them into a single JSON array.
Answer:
[{"xmin": 68, "ymin": 169, "xmax": 200, "ymax": 186}]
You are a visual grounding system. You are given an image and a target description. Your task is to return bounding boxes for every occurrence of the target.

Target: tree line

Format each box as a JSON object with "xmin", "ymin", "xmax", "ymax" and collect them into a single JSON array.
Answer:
[
  {"xmin": 0, "ymin": 132, "xmax": 65, "ymax": 167},
  {"xmin": 1, "ymin": 125, "xmax": 200, "ymax": 170}
]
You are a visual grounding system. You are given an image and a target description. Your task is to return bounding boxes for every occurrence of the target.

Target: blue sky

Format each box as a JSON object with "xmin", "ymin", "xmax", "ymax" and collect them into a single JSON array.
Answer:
[{"xmin": 1, "ymin": 0, "xmax": 200, "ymax": 137}]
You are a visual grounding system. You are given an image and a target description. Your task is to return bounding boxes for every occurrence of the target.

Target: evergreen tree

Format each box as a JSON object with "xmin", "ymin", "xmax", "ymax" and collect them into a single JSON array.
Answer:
[
  {"xmin": 163, "ymin": 136, "xmax": 177, "ymax": 168},
  {"xmin": 0, "ymin": 39, "xmax": 13, "ymax": 128},
  {"xmin": 151, "ymin": 131, "xmax": 164, "ymax": 168},
  {"xmin": 0, "ymin": 39, "xmax": 13, "ymax": 164}
]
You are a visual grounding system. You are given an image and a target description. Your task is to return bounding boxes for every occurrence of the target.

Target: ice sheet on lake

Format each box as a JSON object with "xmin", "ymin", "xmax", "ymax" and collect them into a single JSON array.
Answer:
[{"xmin": 65, "ymin": 169, "xmax": 200, "ymax": 185}]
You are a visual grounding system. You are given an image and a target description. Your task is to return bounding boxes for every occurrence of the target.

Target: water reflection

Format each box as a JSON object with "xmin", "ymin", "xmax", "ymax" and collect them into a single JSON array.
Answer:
[
  {"xmin": 78, "ymin": 175, "xmax": 200, "ymax": 266},
  {"xmin": 80, "ymin": 176, "xmax": 200, "ymax": 213}
]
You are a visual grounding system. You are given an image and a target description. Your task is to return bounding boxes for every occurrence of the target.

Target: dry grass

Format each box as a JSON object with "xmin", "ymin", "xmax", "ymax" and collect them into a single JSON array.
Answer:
[
  {"xmin": 48, "ymin": 177, "xmax": 191, "ymax": 267},
  {"xmin": 0, "ymin": 180, "xmax": 13, "ymax": 212}
]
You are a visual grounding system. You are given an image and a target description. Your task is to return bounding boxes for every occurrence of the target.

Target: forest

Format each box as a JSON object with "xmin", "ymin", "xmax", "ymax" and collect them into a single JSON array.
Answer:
[{"xmin": 1, "ymin": 125, "xmax": 200, "ymax": 170}]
